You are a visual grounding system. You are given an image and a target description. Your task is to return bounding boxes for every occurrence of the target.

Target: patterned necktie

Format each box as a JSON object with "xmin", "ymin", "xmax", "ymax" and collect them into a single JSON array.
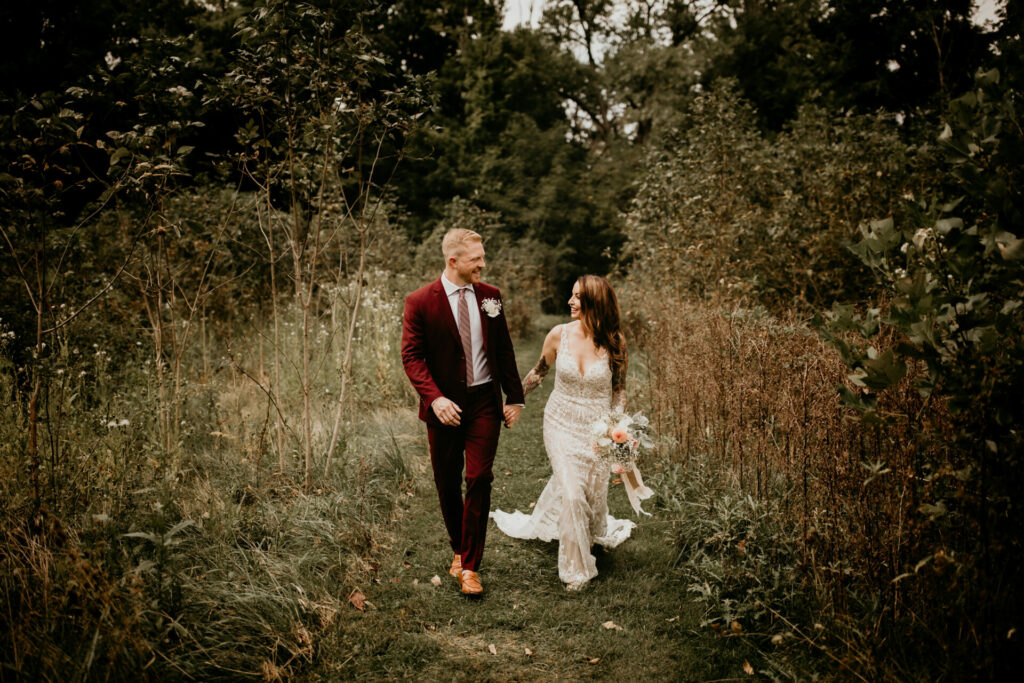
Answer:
[{"xmin": 458, "ymin": 288, "xmax": 475, "ymax": 385}]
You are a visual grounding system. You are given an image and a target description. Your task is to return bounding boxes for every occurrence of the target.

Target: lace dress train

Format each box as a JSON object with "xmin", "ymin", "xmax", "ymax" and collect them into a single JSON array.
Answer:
[{"xmin": 491, "ymin": 325, "xmax": 635, "ymax": 588}]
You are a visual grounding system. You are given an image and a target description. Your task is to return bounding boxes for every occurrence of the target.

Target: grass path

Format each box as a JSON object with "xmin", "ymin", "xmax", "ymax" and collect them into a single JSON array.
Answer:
[{"xmin": 304, "ymin": 319, "xmax": 746, "ymax": 681}]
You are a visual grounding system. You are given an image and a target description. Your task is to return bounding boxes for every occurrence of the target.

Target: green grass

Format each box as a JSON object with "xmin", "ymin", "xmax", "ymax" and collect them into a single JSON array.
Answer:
[{"xmin": 302, "ymin": 317, "xmax": 751, "ymax": 681}]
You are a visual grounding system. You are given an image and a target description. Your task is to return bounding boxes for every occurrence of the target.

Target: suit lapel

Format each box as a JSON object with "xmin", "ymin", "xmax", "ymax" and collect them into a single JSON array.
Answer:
[{"xmin": 432, "ymin": 279, "xmax": 461, "ymax": 346}]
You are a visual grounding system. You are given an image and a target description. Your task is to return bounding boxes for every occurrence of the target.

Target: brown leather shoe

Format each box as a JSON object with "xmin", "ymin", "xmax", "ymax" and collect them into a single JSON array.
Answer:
[
  {"xmin": 449, "ymin": 554, "xmax": 462, "ymax": 580},
  {"xmin": 460, "ymin": 569, "xmax": 483, "ymax": 596}
]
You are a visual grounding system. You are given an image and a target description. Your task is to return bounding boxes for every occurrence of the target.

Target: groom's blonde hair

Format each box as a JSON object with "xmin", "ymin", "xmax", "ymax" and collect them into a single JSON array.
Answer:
[{"xmin": 441, "ymin": 228, "xmax": 483, "ymax": 261}]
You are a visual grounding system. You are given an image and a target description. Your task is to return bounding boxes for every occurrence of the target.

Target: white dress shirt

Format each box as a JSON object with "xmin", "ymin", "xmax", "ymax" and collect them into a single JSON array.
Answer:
[{"xmin": 441, "ymin": 272, "xmax": 492, "ymax": 387}]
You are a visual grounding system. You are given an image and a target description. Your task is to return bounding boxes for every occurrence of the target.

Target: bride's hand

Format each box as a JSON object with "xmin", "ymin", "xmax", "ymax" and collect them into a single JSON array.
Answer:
[{"xmin": 503, "ymin": 404, "xmax": 522, "ymax": 428}]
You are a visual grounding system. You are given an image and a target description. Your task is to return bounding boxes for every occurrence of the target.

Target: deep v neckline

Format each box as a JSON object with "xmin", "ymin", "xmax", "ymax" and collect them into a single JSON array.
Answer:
[{"xmin": 563, "ymin": 324, "xmax": 607, "ymax": 377}]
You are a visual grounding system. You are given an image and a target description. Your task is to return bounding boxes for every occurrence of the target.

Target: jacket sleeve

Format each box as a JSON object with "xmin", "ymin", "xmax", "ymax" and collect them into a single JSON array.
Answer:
[
  {"xmin": 401, "ymin": 292, "xmax": 444, "ymax": 408},
  {"xmin": 494, "ymin": 291, "xmax": 525, "ymax": 405}
]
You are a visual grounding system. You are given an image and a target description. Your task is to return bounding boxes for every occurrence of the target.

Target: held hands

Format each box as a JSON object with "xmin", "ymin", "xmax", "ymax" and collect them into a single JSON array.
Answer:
[
  {"xmin": 503, "ymin": 404, "xmax": 522, "ymax": 429},
  {"xmin": 432, "ymin": 397, "xmax": 520, "ymax": 428},
  {"xmin": 431, "ymin": 396, "xmax": 463, "ymax": 426}
]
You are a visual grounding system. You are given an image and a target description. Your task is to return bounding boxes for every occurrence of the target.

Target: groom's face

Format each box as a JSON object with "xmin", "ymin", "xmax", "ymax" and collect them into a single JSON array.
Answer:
[{"xmin": 451, "ymin": 241, "xmax": 486, "ymax": 285}]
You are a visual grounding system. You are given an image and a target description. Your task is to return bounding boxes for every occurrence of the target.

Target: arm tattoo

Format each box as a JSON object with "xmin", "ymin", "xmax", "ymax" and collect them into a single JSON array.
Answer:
[{"xmin": 522, "ymin": 355, "xmax": 550, "ymax": 397}]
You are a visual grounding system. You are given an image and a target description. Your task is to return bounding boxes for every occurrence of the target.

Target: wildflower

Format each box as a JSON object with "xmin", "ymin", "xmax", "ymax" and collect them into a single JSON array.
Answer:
[{"xmin": 912, "ymin": 228, "xmax": 929, "ymax": 249}]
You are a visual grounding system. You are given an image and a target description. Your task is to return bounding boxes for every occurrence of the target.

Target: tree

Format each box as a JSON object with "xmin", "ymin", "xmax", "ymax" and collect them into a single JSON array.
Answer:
[{"xmin": 221, "ymin": 0, "xmax": 426, "ymax": 486}]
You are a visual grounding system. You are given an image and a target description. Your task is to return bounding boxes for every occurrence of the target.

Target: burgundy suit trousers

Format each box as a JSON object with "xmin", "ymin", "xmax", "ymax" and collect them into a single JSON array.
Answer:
[{"xmin": 426, "ymin": 385, "xmax": 501, "ymax": 572}]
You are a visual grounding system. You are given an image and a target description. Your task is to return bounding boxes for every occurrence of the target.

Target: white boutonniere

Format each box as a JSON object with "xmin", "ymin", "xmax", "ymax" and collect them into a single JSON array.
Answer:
[{"xmin": 480, "ymin": 298, "xmax": 502, "ymax": 318}]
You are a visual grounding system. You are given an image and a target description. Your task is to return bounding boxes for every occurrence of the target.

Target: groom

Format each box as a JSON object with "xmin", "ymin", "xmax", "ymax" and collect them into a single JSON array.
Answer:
[{"xmin": 401, "ymin": 228, "xmax": 524, "ymax": 596}]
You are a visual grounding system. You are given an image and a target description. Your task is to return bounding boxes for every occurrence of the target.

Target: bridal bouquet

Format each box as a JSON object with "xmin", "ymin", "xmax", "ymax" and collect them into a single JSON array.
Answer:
[{"xmin": 589, "ymin": 408, "xmax": 654, "ymax": 466}]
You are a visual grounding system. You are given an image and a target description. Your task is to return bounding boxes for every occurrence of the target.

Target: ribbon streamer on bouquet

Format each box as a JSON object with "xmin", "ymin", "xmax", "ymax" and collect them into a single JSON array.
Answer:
[{"xmin": 622, "ymin": 463, "xmax": 654, "ymax": 517}]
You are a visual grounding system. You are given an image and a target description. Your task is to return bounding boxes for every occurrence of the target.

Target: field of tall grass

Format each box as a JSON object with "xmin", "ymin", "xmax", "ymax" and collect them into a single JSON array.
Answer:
[
  {"xmin": 0, "ymin": 274, "xmax": 419, "ymax": 680},
  {"xmin": 623, "ymin": 290, "xmax": 1003, "ymax": 680}
]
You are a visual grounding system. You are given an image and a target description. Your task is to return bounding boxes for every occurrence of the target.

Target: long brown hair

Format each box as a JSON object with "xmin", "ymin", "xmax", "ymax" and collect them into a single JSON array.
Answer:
[{"xmin": 576, "ymin": 275, "xmax": 627, "ymax": 389}]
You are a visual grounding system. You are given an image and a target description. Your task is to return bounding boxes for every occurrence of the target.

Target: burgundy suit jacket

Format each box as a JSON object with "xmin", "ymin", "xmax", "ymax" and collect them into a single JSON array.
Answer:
[{"xmin": 401, "ymin": 278, "xmax": 525, "ymax": 425}]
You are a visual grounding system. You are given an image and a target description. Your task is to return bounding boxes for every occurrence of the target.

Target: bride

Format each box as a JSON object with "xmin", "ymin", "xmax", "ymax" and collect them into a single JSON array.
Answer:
[{"xmin": 491, "ymin": 275, "xmax": 652, "ymax": 590}]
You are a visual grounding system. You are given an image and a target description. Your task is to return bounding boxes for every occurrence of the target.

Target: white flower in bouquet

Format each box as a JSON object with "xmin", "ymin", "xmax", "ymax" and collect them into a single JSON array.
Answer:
[{"xmin": 589, "ymin": 410, "xmax": 654, "ymax": 465}]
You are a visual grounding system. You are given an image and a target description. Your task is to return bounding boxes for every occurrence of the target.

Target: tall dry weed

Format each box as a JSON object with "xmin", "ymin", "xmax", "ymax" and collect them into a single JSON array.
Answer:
[{"xmin": 627, "ymin": 292, "xmax": 955, "ymax": 674}]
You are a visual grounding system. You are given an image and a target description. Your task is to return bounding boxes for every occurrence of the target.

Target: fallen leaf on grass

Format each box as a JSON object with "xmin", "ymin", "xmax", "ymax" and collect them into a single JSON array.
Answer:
[
  {"xmin": 412, "ymin": 579, "xmax": 419, "ymax": 586},
  {"xmin": 430, "ymin": 575, "xmax": 442, "ymax": 586},
  {"xmin": 587, "ymin": 657, "xmax": 601, "ymax": 665},
  {"xmin": 525, "ymin": 648, "xmax": 533, "ymax": 656},
  {"xmin": 666, "ymin": 616, "xmax": 678, "ymax": 622},
  {"xmin": 743, "ymin": 660, "xmax": 754, "ymax": 675},
  {"xmin": 602, "ymin": 621, "xmax": 623, "ymax": 631},
  {"xmin": 488, "ymin": 644, "xmax": 497, "ymax": 655},
  {"xmin": 731, "ymin": 620, "xmax": 742, "ymax": 634},
  {"xmin": 348, "ymin": 589, "xmax": 366, "ymax": 611},
  {"xmin": 611, "ymin": 478, "xmax": 622, "ymax": 485},
  {"xmin": 528, "ymin": 502, "xmax": 535, "ymax": 508}
]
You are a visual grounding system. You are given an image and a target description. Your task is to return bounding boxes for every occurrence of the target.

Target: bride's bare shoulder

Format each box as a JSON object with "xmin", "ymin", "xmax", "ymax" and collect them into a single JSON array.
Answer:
[{"xmin": 541, "ymin": 323, "xmax": 563, "ymax": 357}]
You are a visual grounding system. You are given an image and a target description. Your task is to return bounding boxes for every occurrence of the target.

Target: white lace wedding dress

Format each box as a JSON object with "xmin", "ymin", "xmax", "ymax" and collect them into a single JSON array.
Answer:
[{"xmin": 490, "ymin": 324, "xmax": 635, "ymax": 588}]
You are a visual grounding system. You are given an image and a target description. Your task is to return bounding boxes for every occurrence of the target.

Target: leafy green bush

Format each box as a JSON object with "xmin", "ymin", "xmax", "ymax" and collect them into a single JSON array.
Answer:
[
  {"xmin": 820, "ymin": 68, "xmax": 1024, "ymax": 676},
  {"xmin": 624, "ymin": 82, "xmax": 910, "ymax": 309}
]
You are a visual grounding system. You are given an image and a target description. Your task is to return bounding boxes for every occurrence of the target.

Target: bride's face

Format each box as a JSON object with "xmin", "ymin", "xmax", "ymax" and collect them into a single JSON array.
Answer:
[{"xmin": 568, "ymin": 282, "xmax": 581, "ymax": 320}]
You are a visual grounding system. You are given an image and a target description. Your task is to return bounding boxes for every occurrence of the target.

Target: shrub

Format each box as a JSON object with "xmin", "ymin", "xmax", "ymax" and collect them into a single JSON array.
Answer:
[
  {"xmin": 623, "ymin": 83, "xmax": 911, "ymax": 310},
  {"xmin": 820, "ymin": 68, "xmax": 1024, "ymax": 676}
]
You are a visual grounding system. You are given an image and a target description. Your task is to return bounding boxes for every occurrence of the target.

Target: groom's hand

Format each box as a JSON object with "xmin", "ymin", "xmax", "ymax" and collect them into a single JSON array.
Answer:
[
  {"xmin": 431, "ymin": 396, "xmax": 462, "ymax": 426},
  {"xmin": 503, "ymin": 404, "xmax": 522, "ymax": 428}
]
